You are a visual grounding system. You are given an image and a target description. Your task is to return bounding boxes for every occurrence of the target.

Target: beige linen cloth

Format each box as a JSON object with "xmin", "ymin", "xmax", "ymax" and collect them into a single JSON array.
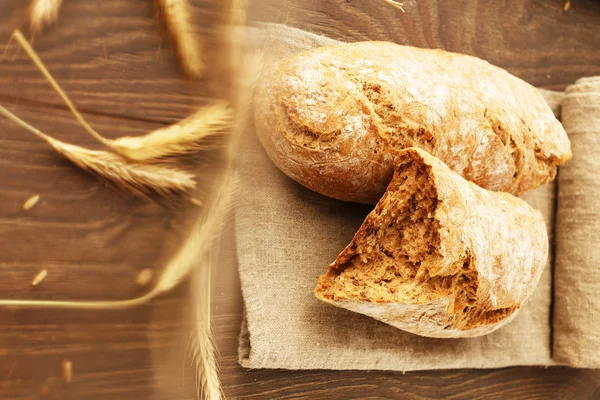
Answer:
[{"xmin": 236, "ymin": 23, "xmax": 599, "ymax": 370}]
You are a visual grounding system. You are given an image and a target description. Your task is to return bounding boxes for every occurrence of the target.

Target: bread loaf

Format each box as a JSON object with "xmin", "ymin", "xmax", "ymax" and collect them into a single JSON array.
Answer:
[
  {"xmin": 314, "ymin": 147, "xmax": 548, "ymax": 338},
  {"xmin": 254, "ymin": 42, "xmax": 571, "ymax": 204}
]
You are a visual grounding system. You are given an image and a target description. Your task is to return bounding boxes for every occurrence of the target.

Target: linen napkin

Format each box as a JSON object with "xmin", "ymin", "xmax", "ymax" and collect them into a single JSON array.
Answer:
[{"xmin": 236, "ymin": 23, "xmax": 597, "ymax": 370}]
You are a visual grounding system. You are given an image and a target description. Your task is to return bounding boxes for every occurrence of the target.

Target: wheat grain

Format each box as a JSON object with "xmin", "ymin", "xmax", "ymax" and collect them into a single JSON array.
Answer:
[
  {"xmin": 13, "ymin": 30, "xmax": 226, "ymax": 161},
  {"xmin": 31, "ymin": 269, "xmax": 48, "ymax": 286},
  {"xmin": 29, "ymin": 0, "xmax": 63, "ymax": 34},
  {"xmin": 0, "ymin": 105, "xmax": 196, "ymax": 197},
  {"xmin": 23, "ymin": 194, "xmax": 40, "ymax": 211},
  {"xmin": 136, "ymin": 268, "xmax": 154, "ymax": 286},
  {"xmin": 190, "ymin": 197, "xmax": 203, "ymax": 207},
  {"xmin": 61, "ymin": 359, "xmax": 72, "ymax": 383},
  {"xmin": 156, "ymin": 0, "xmax": 203, "ymax": 78}
]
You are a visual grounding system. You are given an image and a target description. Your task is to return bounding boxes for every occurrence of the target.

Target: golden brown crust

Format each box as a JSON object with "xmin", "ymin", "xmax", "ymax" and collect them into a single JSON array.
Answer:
[
  {"xmin": 314, "ymin": 148, "xmax": 548, "ymax": 338},
  {"xmin": 254, "ymin": 41, "xmax": 571, "ymax": 204}
]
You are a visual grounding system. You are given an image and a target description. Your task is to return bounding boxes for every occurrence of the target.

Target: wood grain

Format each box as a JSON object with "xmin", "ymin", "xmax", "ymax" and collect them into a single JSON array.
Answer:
[
  {"xmin": 0, "ymin": 0, "xmax": 598, "ymax": 399},
  {"xmin": 249, "ymin": 0, "xmax": 600, "ymax": 90}
]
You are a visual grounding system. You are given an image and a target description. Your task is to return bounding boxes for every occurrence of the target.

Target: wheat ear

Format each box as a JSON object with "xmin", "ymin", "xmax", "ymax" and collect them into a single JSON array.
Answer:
[
  {"xmin": 13, "ymin": 30, "xmax": 226, "ymax": 161},
  {"xmin": 0, "ymin": 106, "xmax": 196, "ymax": 197},
  {"xmin": 29, "ymin": 0, "xmax": 63, "ymax": 34},
  {"xmin": 110, "ymin": 102, "xmax": 232, "ymax": 161},
  {"xmin": 156, "ymin": 0, "xmax": 204, "ymax": 79}
]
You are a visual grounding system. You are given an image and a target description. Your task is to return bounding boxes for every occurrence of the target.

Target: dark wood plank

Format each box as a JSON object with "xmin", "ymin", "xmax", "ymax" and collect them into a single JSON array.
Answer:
[
  {"xmin": 0, "ymin": 0, "xmax": 598, "ymax": 399},
  {"xmin": 249, "ymin": 0, "xmax": 600, "ymax": 90}
]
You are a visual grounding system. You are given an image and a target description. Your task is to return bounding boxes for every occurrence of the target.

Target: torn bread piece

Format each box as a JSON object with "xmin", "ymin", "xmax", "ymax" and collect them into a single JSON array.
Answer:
[{"xmin": 315, "ymin": 147, "xmax": 548, "ymax": 338}]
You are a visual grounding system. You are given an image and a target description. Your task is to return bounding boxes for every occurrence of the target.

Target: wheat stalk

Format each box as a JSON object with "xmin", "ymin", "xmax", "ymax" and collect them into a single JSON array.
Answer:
[
  {"xmin": 156, "ymin": 0, "xmax": 204, "ymax": 79},
  {"xmin": 190, "ymin": 251, "xmax": 222, "ymax": 400},
  {"xmin": 189, "ymin": 170, "xmax": 236, "ymax": 400},
  {"xmin": 29, "ymin": 0, "xmax": 63, "ymax": 34},
  {"xmin": 0, "ymin": 105, "xmax": 196, "ymax": 197},
  {"xmin": 186, "ymin": 4, "xmax": 257, "ymax": 398},
  {"xmin": 12, "ymin": 30, "xmax": 227, "ymax": 161}
]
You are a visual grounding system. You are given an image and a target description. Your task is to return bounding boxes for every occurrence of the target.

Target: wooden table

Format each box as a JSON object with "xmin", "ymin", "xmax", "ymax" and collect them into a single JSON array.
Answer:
[{"xmin": 0, "ymin": 0, "xmax": 599, "ymax": 399}]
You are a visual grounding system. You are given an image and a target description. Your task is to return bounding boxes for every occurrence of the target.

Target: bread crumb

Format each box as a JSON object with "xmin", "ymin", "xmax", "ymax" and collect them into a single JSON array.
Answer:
[
  {"xmin": 563, "ymin": 0, "xmax": 570, "ymax": 11},
  {"xmin": 32, "ymin": 269, "xmax": 48, "ymax": 286},
  {"xmin": 136, "ymin": 268, "xmax": 154, "ymax": 286},
  {"xmin": 23, "ymin": 194, "xmax": 40, "ymax": 211},
  {"xmin": 61, "ymin": 359, "xmax": 72, "ymax": 383}
]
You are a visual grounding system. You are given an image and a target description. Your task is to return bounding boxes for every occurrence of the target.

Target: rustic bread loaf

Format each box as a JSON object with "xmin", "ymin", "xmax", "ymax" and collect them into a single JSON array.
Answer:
[
  {"xmin": 314, "ymin": 148, "xmax": 548, "ymax": 338},
  {"xmin": 254, "ymin": 42, "xmax": 571, "ymax": 204}
]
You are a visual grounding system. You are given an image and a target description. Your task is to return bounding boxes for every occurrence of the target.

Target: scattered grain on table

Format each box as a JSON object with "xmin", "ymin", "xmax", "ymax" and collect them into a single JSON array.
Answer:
[
  {"xmin": 23, "ymin": 194, "xmax": 40, "ymax": 211},
  {"xmin": 136, "ymin": 268, "xmax": 154, "ymax": 286},
  {"xmin": 61, "ymin": 359, "xmax": 72, "ymax": 383},
  {"xmin": 190, "ymin": 197, "xmax": 204, "ymax": 207},
  {"xmin": 32, "ymin": 269, "xmax": 48, "ymax": 286}
]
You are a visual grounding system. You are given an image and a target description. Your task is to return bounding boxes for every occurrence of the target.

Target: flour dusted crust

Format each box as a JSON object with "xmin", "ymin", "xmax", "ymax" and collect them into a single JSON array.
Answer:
[
  {"xmin": 254, "ymin": 42, "xmax": 571, "ymax": 204},
  {"xmin": 314, "ymin": 148, "xmax": 548, "ymax": 338}
]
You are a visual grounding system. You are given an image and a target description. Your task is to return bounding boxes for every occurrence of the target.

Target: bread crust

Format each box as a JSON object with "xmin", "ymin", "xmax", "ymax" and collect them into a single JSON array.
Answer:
[
  {"xmin": 254, "ymin": 41, "xmax": 571, "ymax": 204},
  {"xmin": 314, "ymin": 148, "xmax": 548, "ymax": 338}
]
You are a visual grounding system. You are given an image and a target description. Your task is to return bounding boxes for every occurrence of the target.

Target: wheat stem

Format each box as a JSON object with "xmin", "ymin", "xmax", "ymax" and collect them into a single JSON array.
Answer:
[
  {"xmin": 13, "ymin": 29, "xmax": 226, "ymax": 161},
  {"xmin": 0, "ymin": 104, "xmax": 56, "ymax": 142},
  {"xmin": 12, "ymin": 30, "xmax": 107, "ymax": 145},
  {"xmin": 0, "ymin": 290, "xmax": 156, "ymax": 309}
]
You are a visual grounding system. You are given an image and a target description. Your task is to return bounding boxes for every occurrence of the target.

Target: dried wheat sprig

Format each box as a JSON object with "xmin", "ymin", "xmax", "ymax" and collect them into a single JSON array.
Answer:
[
  {"xmin": 156, "ymin": 0, "xmax": 204, "ymax": 79},
  {"xmin": 13, "ymin": 30, "xmax": 227, "ymax": 161},
  {"xmin": 0, "ymin": 106, "xmax": 196, "ymax": 197},
  {"xmin": 155, "ymin": 171, "xmax": 236, "ymax": 296},
  {"xmin": 383, "ymin": 0, "xmax": 405, "ymax": 12},
  {"xmin": 110, "ymin": 102, "xmax": 232, "ymax": 161},
  {"xmin": 188, "ymin": 170, "xmax": 236, "ymax": 400},
  {"xmin": 190, "ymin": 252, "xmax": 222, "ymax": 400},
  {"xmin": 186, "ymin": 4, "xmax": 254, "ymax": 398},
  {"xmin": 29, "ymin": 0, "xmax": 63, "ymax": 34}
]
